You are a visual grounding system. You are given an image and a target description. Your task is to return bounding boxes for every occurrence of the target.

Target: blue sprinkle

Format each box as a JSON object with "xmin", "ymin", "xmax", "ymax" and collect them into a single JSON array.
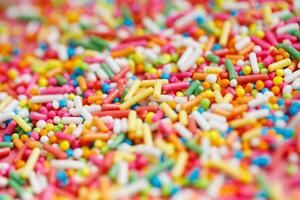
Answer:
[
  {"xmin": 161, "ymin": 73, "xmax": 170, "ymax": 80},
  {"xmin": 170, "ymin": 186, "xmax": 180, "ymax": 196},
  {"xmin": 274, "ymin": 127, "xmax": 293, "ymax": 138},
  {"xmin": 212, "ymin": 44, "xmax": 222, "ymax": 51},
  {"xmin": 124, "ymin": 18, "xmax": 133, "ymax": 26},
  {"xmin": 197, "ymin": 107, "xmax": 205, "ymax": 113},
  {"xmin": 59, "ymin": 99, "xmax": 67, "ymax": 107},
  {"xmin": 150, "ymin": 177, "xmax": 162, "ymax": 188},
  {"xmin": 124, "ymin": 139, "xmax": 133, "ymax": 145},
  {"xmin": 252, "ymin": 155, "xmax": 271, "ymax": 167},
  {"xmin": 113, "ymin": 98, "xmax": 120, "ymax": 103},
  {"xmin": 39, "ymin": 43, "xmax": 47, "ymax": 50},
  {"xmin": 188, "ymin": 168, "xmax": 200, "ymax": 183},
  {"xmin": 56, "ymin": 170, "xmax": 67, "ymax": 181},
  {"xmin": 74, "ymin": 68, "xmax": 83, "ymax": 76},
  {"xmin": 72, "ymin": 80, "xmax": 79, "ymax": 87},
  {"xmin": 66, "ymin": 149, "xmax": 73, "ymax": 157},
  {"xmin": 102, "ymin": 83, "xmax": 110, "ymax": 93},
  {"xmin": 67, "ymin": 47, "xmax": 75, "ymax": 58},
  {"xmin": 234, "ymin": 151, "xmax": 243, "ymax": 159},
  {"xmin": 195, "ymin": 16, "xmax": 204, "ymax": 25},
  {"xmin": 261, "ymin": 88, "xmax": 269, "ymax": 94},
  {"xmin": 277, "ymin": 98, "xmax": 284, "ymax": 106},
  {"xmin": 131, "ymin": 104, "xmax": 139, "ymax": 110},
  {"xmin": 261, "ymin": 127, "xmax": 268, "ymax": 135},
  {"xmin": 230, "ymin": 10, "xmax": 239, "ymax": 16},
  {"xmin": 4, "ymin": 134, "xmax": 11, "ymax": 142}
]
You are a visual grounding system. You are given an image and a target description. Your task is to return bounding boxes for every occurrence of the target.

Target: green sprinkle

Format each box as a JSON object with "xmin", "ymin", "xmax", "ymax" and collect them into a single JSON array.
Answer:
[
  {"xmin": 9, "ymin": 171, "xmax": 25, "ymax": 185},
  {"xmin": 207, "ymin": 54, "xmax": 220, "ymax": 63},
  {"xmin": 287, "ymin": 30, "xmax": 300, "ymax": 40},
  {"xmin": 146, "ymin": 159, "xmax": 174, "ymax": 179},
  {"xmin": 185, "ymin": 80, "xmax": 201, "ymax": 96},
  {"xmin": 281, "ymin": 44, "xmax": 300, "ymax": 60},
  {"xmin": 8, "ymin": 179, "xmax": 23, "ymax": 197},
  {"xmin": 108, "ymin": 164, "xmax": 118, "ymax": 180},
  {"xmin": 108, "ymin": 133, "xmax": 125, "ymax": 149},
  {"xmin": 193, "ymin": 86, "xmax": 203, "ymax": 96},
  {"xmin": 199, "ymin": 23, "xmax": 214, "ymax": 34},
  {"xmin": 193, "ymin": 179, "xmax": 209, "ymax": 189},
  {"xmin": 225, "ymin": 59, "xmax": 237, "ymax": 80},
  {"xmin": 89, "ymin": 36, "xmax": 109, "ymax": 49},
  {"xmin": 121, "ymin": 88, "xmax": 128, "ymax": 102},
  {"xmin": 200, "ymin": 98, "xmax": 211, "ymax": 110},
  {"xmin": 185, "ymin": 139, "xmax": 202, "ymax": 154},
  {"xmin": 257, "ymin": 174, "xmax": 270, "ymax": 198},
  {"xmin": 17, "ymin": 15, "xmax": 44, "ymax": 23},
  {"xmin": 101, "ymin": 63, "xmax": 115, "ymax": 79},
  {"xmin": 56, "ymin": 76, "xmax": 67, "ymax": 86},
  {"xmin": 0, "ymin": 142, "xmax": 13, "ymax": 148}
]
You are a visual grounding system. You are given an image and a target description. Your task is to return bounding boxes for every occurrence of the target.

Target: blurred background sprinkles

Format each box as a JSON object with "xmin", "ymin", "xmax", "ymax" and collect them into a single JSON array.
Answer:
[{"xmin": 0, "ymin": 0, "xmax": 300, "ymax": 199}]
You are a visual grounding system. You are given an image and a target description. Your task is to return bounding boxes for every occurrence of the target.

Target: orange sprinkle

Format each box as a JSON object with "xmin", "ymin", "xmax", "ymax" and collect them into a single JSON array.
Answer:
[
  {"xmin": 77, "ymin": 76, "xmax": 87, "ymax": 91},
  {"xmin": 205, "ymin": 35, "xmax": 216, "ymax": 52},
  {"xmin": 238, "ymin": 42, "xmax": 255, "ymax": 55},
  {"xmin": 93, "ymin": 116, "xmax": 109, "ymax": 132},
  {"xmin": 168, "ymin": 134, "xmax": 186, "ymax": 152},
  {"xmin": 192, "ymin": 72, "xmax": 207, "ymax": 80},
  {"xmin": 111, "ymin": 46, "xmax": 135, "ymax": 58}
]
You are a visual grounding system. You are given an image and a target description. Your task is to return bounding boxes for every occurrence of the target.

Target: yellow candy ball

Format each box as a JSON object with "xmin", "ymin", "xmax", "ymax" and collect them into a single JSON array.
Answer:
[
  {"xmin": 275, "ymin": 69, "xmax": 284, "ymax": 77},
  {"xmin": 145, "ymin": 112, "xmax": 154, "ymax": 123},
  {"xmin": 60, "ymin": 140, "xmax": 70, "ymax": 151},
  {"xmin": 8, "ymin": 69, "xmax": 18, "ymax": 80},
  {"xmin": 176, "ymin": 92, "xmax": 184, "ymax": 97},
  {"xmin": 273, "ymin": 76, "xmax": 283, "ymax": 85},
  {"xmin": 38, "ymin": 77, "xmax": 48, "ymax": 87},
  {"xmin": 242, "ymin": 65, "xmax": 252, "ymax": 75},
  {"xmin": 236, "ymin": 87, "xmax": 245, "ymax": 97}
]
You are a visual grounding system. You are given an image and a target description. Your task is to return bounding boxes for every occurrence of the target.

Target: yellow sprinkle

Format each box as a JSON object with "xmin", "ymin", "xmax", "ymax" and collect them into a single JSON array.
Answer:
[
  {"xmin": 128, "ymin": 110, "xmax": 137, "ymax": 134},
  {"xmin": 155, "ymin": 139, "xmax": 175, "ymax": 156},
  {"xmin": 219, "ymin": 20, "xmax": 231, "ymax": 46},
  {"xmin": 143, "ymin": 123, "xmax": 153, "ymax": 146},
  {"xmin": 140, "ymin": 79, "xmax": 168, "ymax": 87},
  {"xmin": 124, "ymin": 80, "xmax": 141, "ymax": 101},
  {"xmin": 242, "ymin": 127, "xmax": 261, "ymax": 141},
  {"xmin": 120, "ymin": 87, "xmax": 153, "ymax": 110},
  {"xmin": 205, "ymin": 67, "xmax": 223, "ymax": 74},
  {"xmin": 179, "ymin": 110, "xmax": 188, "ymax": 126},
  {"xmin": 223, "ymin": 93, "xmax": 233, "ymax": 103},
  {"xmin": 268, "ymin": 58, "xmax": 291, "ymax": 72},
  {"xmin": 0, "ymin": 96, "xmax": 13, "ymax": 111},
  {"xmin": 153, "ymin": 80, "xmax": 163, "ymax": 99},
  {"xmin": 263, "ymin": 3, "xmax": 272, "ymax": 25},
  {"xmin": 214, "ymin": 90, "xmax": 223, "ymax": 103},
  {"xmin": 206, "ymin": 160, "xmax": 252, "ymax": 183},
  {"xmin": 135, "ymin": 118, "xmax": 143, "ymax": 138},
  {"xmin": 159, "ymin": 102, "xmax": 178, "ymax": 122},
  {"xmin": 229, "ymin": 118, "xmax": 257, "ymax": 128},
  {"xmin": 13, "ymin": 115, "xmax": 32, "ymax": 132},
  {"xmin": 20, "ymin": 148, "xmax": 40, "ymax": 178},
  {"xmin": 172, "ymin": 152, "xmax": 188, "ymax": 178}
]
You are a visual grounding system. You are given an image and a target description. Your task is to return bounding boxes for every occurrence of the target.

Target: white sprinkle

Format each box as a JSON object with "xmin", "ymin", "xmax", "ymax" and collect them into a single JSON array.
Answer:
[
  {"xmin": 61, "ymin": 117, "xmax": 83, "ymax": 124},
  {"xmin": 51, "ymin": 159, "xmax": 86, "ymax": 169},
  {"xmin": 117, "ymin": 161, "xmax": 129, "ymax": 185},
  {"xmin": 248, "ymin": 95, "xmax": 268, "ymax": 108},
  {"xmin": 276, "ymin": 23, "xmax": 299, "ymax": 34},
  {"xmin": 235, "ymin": 37, "xmax": 251, "ymax": 51},
  {"xmin": 249, "ymin": 52, "xmax": 259, "ymax": 73},
  {"xmin": 191, "ymin": 111, "xmax": 211, "ymax": 131},
  {"xmin": 105, "ymin": 56, "xmax": 120, "ymax": 74},
  {"xmin": 31, "ymin": 95, "xmax": 64, "ymax": 103},
  {"xmin": 174, "ymin": 123, "xmax": 193, "ymax": 139}
]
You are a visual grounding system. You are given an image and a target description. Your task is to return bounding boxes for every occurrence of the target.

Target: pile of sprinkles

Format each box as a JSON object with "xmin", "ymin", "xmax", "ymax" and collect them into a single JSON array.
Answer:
[{"xmin": 0, "ymin": 0, "xmax": 300, "ymax": 199}]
